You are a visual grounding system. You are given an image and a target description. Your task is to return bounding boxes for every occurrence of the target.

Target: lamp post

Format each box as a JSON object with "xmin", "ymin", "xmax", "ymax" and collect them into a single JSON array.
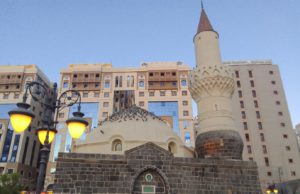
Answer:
[
  {"xmin": 8, "ymin": 81, "xmax": 88, "ymax": 194},
  {"xmin": 266, "ymin": 184, "xmax": 279, "ymax": 194}
]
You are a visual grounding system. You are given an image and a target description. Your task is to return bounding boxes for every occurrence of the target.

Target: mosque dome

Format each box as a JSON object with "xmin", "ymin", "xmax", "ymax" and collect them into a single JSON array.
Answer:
[{"xmin": 73, "ymin": 105, "xmax": 193, "ymax": 157}]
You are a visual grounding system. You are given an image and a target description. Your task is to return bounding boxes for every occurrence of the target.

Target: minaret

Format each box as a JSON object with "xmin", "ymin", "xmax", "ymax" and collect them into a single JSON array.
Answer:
[{"xmin": 189, "ymin": 4, "xmax": 243, "ymax": 159}]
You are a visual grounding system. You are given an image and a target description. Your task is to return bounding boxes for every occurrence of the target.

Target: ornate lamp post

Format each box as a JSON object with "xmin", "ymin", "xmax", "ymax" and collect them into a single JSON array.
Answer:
[
  {"xmin": 8, "ymin": 81, "xmax": 88, "ymax": 194},
  {"xmin": 266, "ymin": 184, "xmax": 279, "ymax": 194}
]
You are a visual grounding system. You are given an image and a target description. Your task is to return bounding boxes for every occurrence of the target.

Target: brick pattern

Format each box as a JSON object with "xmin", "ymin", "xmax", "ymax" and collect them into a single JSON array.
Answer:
[
  {"xmin": 53, "ymin": 142, "xmax": 261, "ymax": 194},
  {"xmin": 195, "ymin": 130, "xmax": 244, "ymax": 160}
]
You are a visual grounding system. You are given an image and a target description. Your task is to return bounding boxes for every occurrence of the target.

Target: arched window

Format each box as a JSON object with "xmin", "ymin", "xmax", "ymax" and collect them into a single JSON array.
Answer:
[
  {"xmin": 168, "ymin": 142, "xmax": 176, "ymax": 154},
  {"xmin": 112, "ymin": 139, "xmax": 122, "ymax": 151}
]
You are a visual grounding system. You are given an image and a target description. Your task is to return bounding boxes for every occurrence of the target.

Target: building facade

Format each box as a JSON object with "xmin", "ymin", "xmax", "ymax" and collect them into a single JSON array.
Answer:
[
  {"xmin": 227, "ymin": 60, "xmax": 300, "ymax": 189},
  {"xmin": 0, "ymin": 65, "xmax": 55, "ymax": 190},
  {"xmin": 45, "ymin": 62, "xmax": 194, "ymax": 188},
  {"xmin": 295, "ymin": 124, "xmax": 300, "ymax": 150}
]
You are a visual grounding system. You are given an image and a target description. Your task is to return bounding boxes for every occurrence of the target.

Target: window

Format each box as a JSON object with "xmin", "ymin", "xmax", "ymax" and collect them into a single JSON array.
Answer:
[
  {"xmin": 262, "ymin": 145, "xmax": 267, "ymax": 154},
  {"xmin": 265, "ymin": 157, "xmax": 270, "ymax": 166},
  {"xmin": 96, "ymin": 73, "xmax": 100, "ymax": 78},
  {"xmin": 288, "ymin": 158, "xmax": 293, "ymax": 163},
  {"xmin": 182, "ymin": 91, "xmax": 187, "ymax": 96},
  {"xmin": 276, "ymin": 101, "xmax": 281, "ymax": 105},
  {"xmin": 72, "ymin": 84, "xmax": 76, "ymax": 88},
  {"xmin": 82, "ymin": 92, "xmax": 88, "ymax": 98},
  {"xmin": 3, "ymin": 93, "xmax": 9, "ymax": 99},
  {"xmin": 235, "ymin": 71, "xmax": 239, "ymax": 78},
  {"xmin": 172, "ymin": 82, "xmax": 177, "ymax": 86},
  {"xmin": 256, "ymin": 111, "xmax": 261, "ymax": 119},
  {"xmin": 283, "ymin": 134, "xmax": 288, "ymax": 139},
  {"xmin": 171, "ymin": 91, "xmax": 177, "ymax": 96},
  {"xmin": 112, "ymin": 139, "xmax": 122, "ymax": 151},
  {"xmin": 172, "ymin": 72, "xmax": 176, "ymax": 76},
  {"xmin": 149, "ymin": 72, "xmax": 153, "ymax": 77},
  {"xmin": 168, "ymin": 142, "xmax": 177, "ymax": 154},
  {"xmin": 247, "ymin": 145, "xmax": 252, "ymax": 154},
  {"xmin": 161, "ymin": 72, "xmax": 165, "ymax": 76},
  {"xmin": 5, "ymin": 85, "xmax": 9, "ymax": 89},
  {"xmin": 291, "ymin": 171, "xmax": 296, "ymax": 176},
  {"xmin": 102, "ymin": 112, "xmax": 108, "ymax": 118},
  {"xmin": 149, "ymin": 91, "xmax": 154, "ymax": 97},
  {"xmin": 16, "ymin": 85, "xmax": 20, "ymax": 89},
  {"xmin": 280, "ymin": 122, "xmax": 286, "ymax": 127},
  {"xmin": 95, "ymin": 83, "xmax": 99, "ymax": 88},
  {"xmin": 22, "ymin": 137, "xmax": 29, "ymax": 164},
  {"xmin": 103, "ymin": 102, "xmax": 109, "ymax": 107},
  {"xmin": 254, "ymin": 100, "xmax": 258, "ymax": 108},
  {"xmin": 63, "ymin": 82, "xmax": 69, "ymax": 89},
  {"xmin": 273, "ymin": 90, "xmax": 278, "ymax": 95},
  {"xmin": 7, "ymin": 169, "xmax": 13, "ymax": 174},
  {"xmin": 183, "ymin": 111, "xmax": 189, "ymax": 116},
  {"xmin": 104, "ymin": 92, "xmax": 109, "ymax": 97},
  {"xmin": 238, "ymin": 91, "xmax": 242, "ymax": 98},
  {"xmin": 258, "ymin": 122, "xmax": 263, "ymax": 130},
  {"xmin": 139, "ymin": 101, "xmax": 144, "ymax": 107},
  {"xmin": 249, "ymin": 157, "xmax": 253, "ymax": 161},
  {"xmin": 278, "ymin": 112, "xmax": 283, "ymax": 116},
  {"xmin": 84, "ymin": 74, "xmax": 88, "ymax": 78},
  {"xmin": 267, "ymin": 172, "xmax": 272, "ymax": 176},
  {"xmin": 240, "ymin": 101, "xmax": 244, "ymax": 108},
  {"xmin": 236, "ymin": 81, "xmax": 241, "ymax": 88},
  {"xmin": 181, "ymin": 80, "xmax": 187, "ymax": 86},
  {"xmin": 245, "ymin": 134, "xmax": 250, "ymax": 142},
  {"xmin": 260, "ymin": 133, "xmax": 265, "ymax": 142},
  {"xmin": 183, "ymin": 121, "xmax": 189, "ymax": 129},
  {"xmin": 58, "ymin": 113, "xmax": 64, "ymax": 118},
  {"xmin": 94, "ymin": 92, "xmax": 99, "ymax": 97},
  {"xmin": 252, "ymin": 90, "xmax": 256, "ymax": 97},
  {"xmin": 83, "ymin": 83, "xmax": 88, "ymax": 88},
  {"xmin": 160, "ymin": 82, "xmax": 165, "ymax": 87},
  {"xmin": 271, "ymin": 80, "xmax": 276, "ymax": 85},
  {"xmin": 243, "ymin": 122, "xmax": 248, "ymax": 130},
  {"xmin": 104, "ymin": 81, "xmax": 110, "ymax": 88},
  {"xmin": 139, "ymin": 92, "xmax": 144, "ymax": 97},
  {"xmin": 269, "ymin": 71, "xmax": 274, "ymax": 75},
  {"xmin": 14, "ymin": 93, "xmax": 19, "ymax": 99},
  {"xmin": 250, "ymin": 80, "xmax": 255, "ymax": 87},
  {"xmin": 139, "ymin": 81, "xmax": 144, "ymax": 87},
  {"xmin": 248, "ymin": 70, "xmax": 253, "ymax": 78},
  {"xmin": 184, "ymin": 132, "xmax": 191, "ymax": 144},
  {"xmin": 160, "ymin": 91, "xmax": 165, "ymax": 96},
  {"xmin": 286, "ymin": 146, "xmax": 291, "ymax": 151},
  {"xmin": 241, "ymin": 111, "xmax": 246, "ymax": 119},
  {"xmin": 182, "ymin": 101, "xmax": 188, "ymax": 106}
]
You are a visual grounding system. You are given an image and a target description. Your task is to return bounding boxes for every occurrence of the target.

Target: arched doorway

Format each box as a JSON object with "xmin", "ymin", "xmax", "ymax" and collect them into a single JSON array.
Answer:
[{"xmin": 131, "ymin": 167, "xmax": 169, "ymax": 194}]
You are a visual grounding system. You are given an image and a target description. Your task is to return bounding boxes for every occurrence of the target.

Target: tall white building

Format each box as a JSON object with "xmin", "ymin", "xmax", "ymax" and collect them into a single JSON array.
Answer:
[{"xmin": 227, "ymin": 60, "xmax": 300, "ymax": 188}]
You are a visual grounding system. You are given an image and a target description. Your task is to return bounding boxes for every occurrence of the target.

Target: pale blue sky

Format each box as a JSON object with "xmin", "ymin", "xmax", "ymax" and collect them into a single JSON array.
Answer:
[{"xmin": 0, "ymin": 0, "xmax": 299, "ymax": 126}]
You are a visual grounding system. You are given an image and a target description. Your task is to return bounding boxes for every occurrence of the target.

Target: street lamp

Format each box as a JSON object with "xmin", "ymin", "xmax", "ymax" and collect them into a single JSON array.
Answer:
[
  {"xmin": 8, "ymin": 81, "xmax": 88, "ymax": 194},
  {"xmin": 266, "ymin": 184, "xmax": 279, "ymax": 194}
]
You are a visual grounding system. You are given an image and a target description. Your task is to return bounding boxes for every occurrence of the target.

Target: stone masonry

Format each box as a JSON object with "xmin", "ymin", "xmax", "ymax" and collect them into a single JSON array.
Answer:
[{"xmin": 53, "ymin": 142, "xmax": 261, "ymax": 194}]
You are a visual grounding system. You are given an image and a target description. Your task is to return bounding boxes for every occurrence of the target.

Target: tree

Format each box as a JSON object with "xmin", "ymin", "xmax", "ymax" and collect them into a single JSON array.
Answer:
[{"xmin": 0, "ymin": 173, "xmax": 23, "ymax": 194}]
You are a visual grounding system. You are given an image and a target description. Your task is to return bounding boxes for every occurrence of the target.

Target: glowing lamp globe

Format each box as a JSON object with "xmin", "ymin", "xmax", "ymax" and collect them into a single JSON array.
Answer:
[
  {"xmin": 8, "ymin": 103, "xmax": 35, "ymax": 133},
  {"xmin": 36, "ymin": 128, "xmax": 57, "ymax": 145},
  {"xmin": 274, "ymin": 189, "xmax": 278, "ymax": 194},
  {"xmin": 266, "ymin": 190, "xmax": 271, "ymax": 194},
  {"xmin": 66, "ymin": 111, "xmax": 88, "ymax": 139}
]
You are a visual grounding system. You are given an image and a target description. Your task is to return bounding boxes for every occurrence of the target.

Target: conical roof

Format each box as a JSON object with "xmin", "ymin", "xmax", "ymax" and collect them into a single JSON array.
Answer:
[{"xmin": 196, "ymin": 7, "xmax": 214, "ymax": 34}]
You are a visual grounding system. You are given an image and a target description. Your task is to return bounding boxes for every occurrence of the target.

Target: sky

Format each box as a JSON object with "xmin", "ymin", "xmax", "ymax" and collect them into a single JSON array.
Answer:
[{"xmin": 0, "ymin": 0, "xmax": 299, "ymax": 126}]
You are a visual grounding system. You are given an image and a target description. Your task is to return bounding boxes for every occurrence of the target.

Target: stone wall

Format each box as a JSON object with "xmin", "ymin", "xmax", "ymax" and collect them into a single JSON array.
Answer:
[{"xmin": 53, "ymin": 142, "xmax": 261, "ymax": 194}]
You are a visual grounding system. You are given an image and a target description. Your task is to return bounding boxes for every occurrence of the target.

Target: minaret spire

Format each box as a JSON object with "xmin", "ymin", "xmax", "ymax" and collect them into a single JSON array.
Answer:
[
  {"xmin": 201, "ymin": 0, "xmax": 204, "ymax": 10},
  {"xmin": 189, "ymin": 5, "xmax": 244, "ymax": 160}
]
